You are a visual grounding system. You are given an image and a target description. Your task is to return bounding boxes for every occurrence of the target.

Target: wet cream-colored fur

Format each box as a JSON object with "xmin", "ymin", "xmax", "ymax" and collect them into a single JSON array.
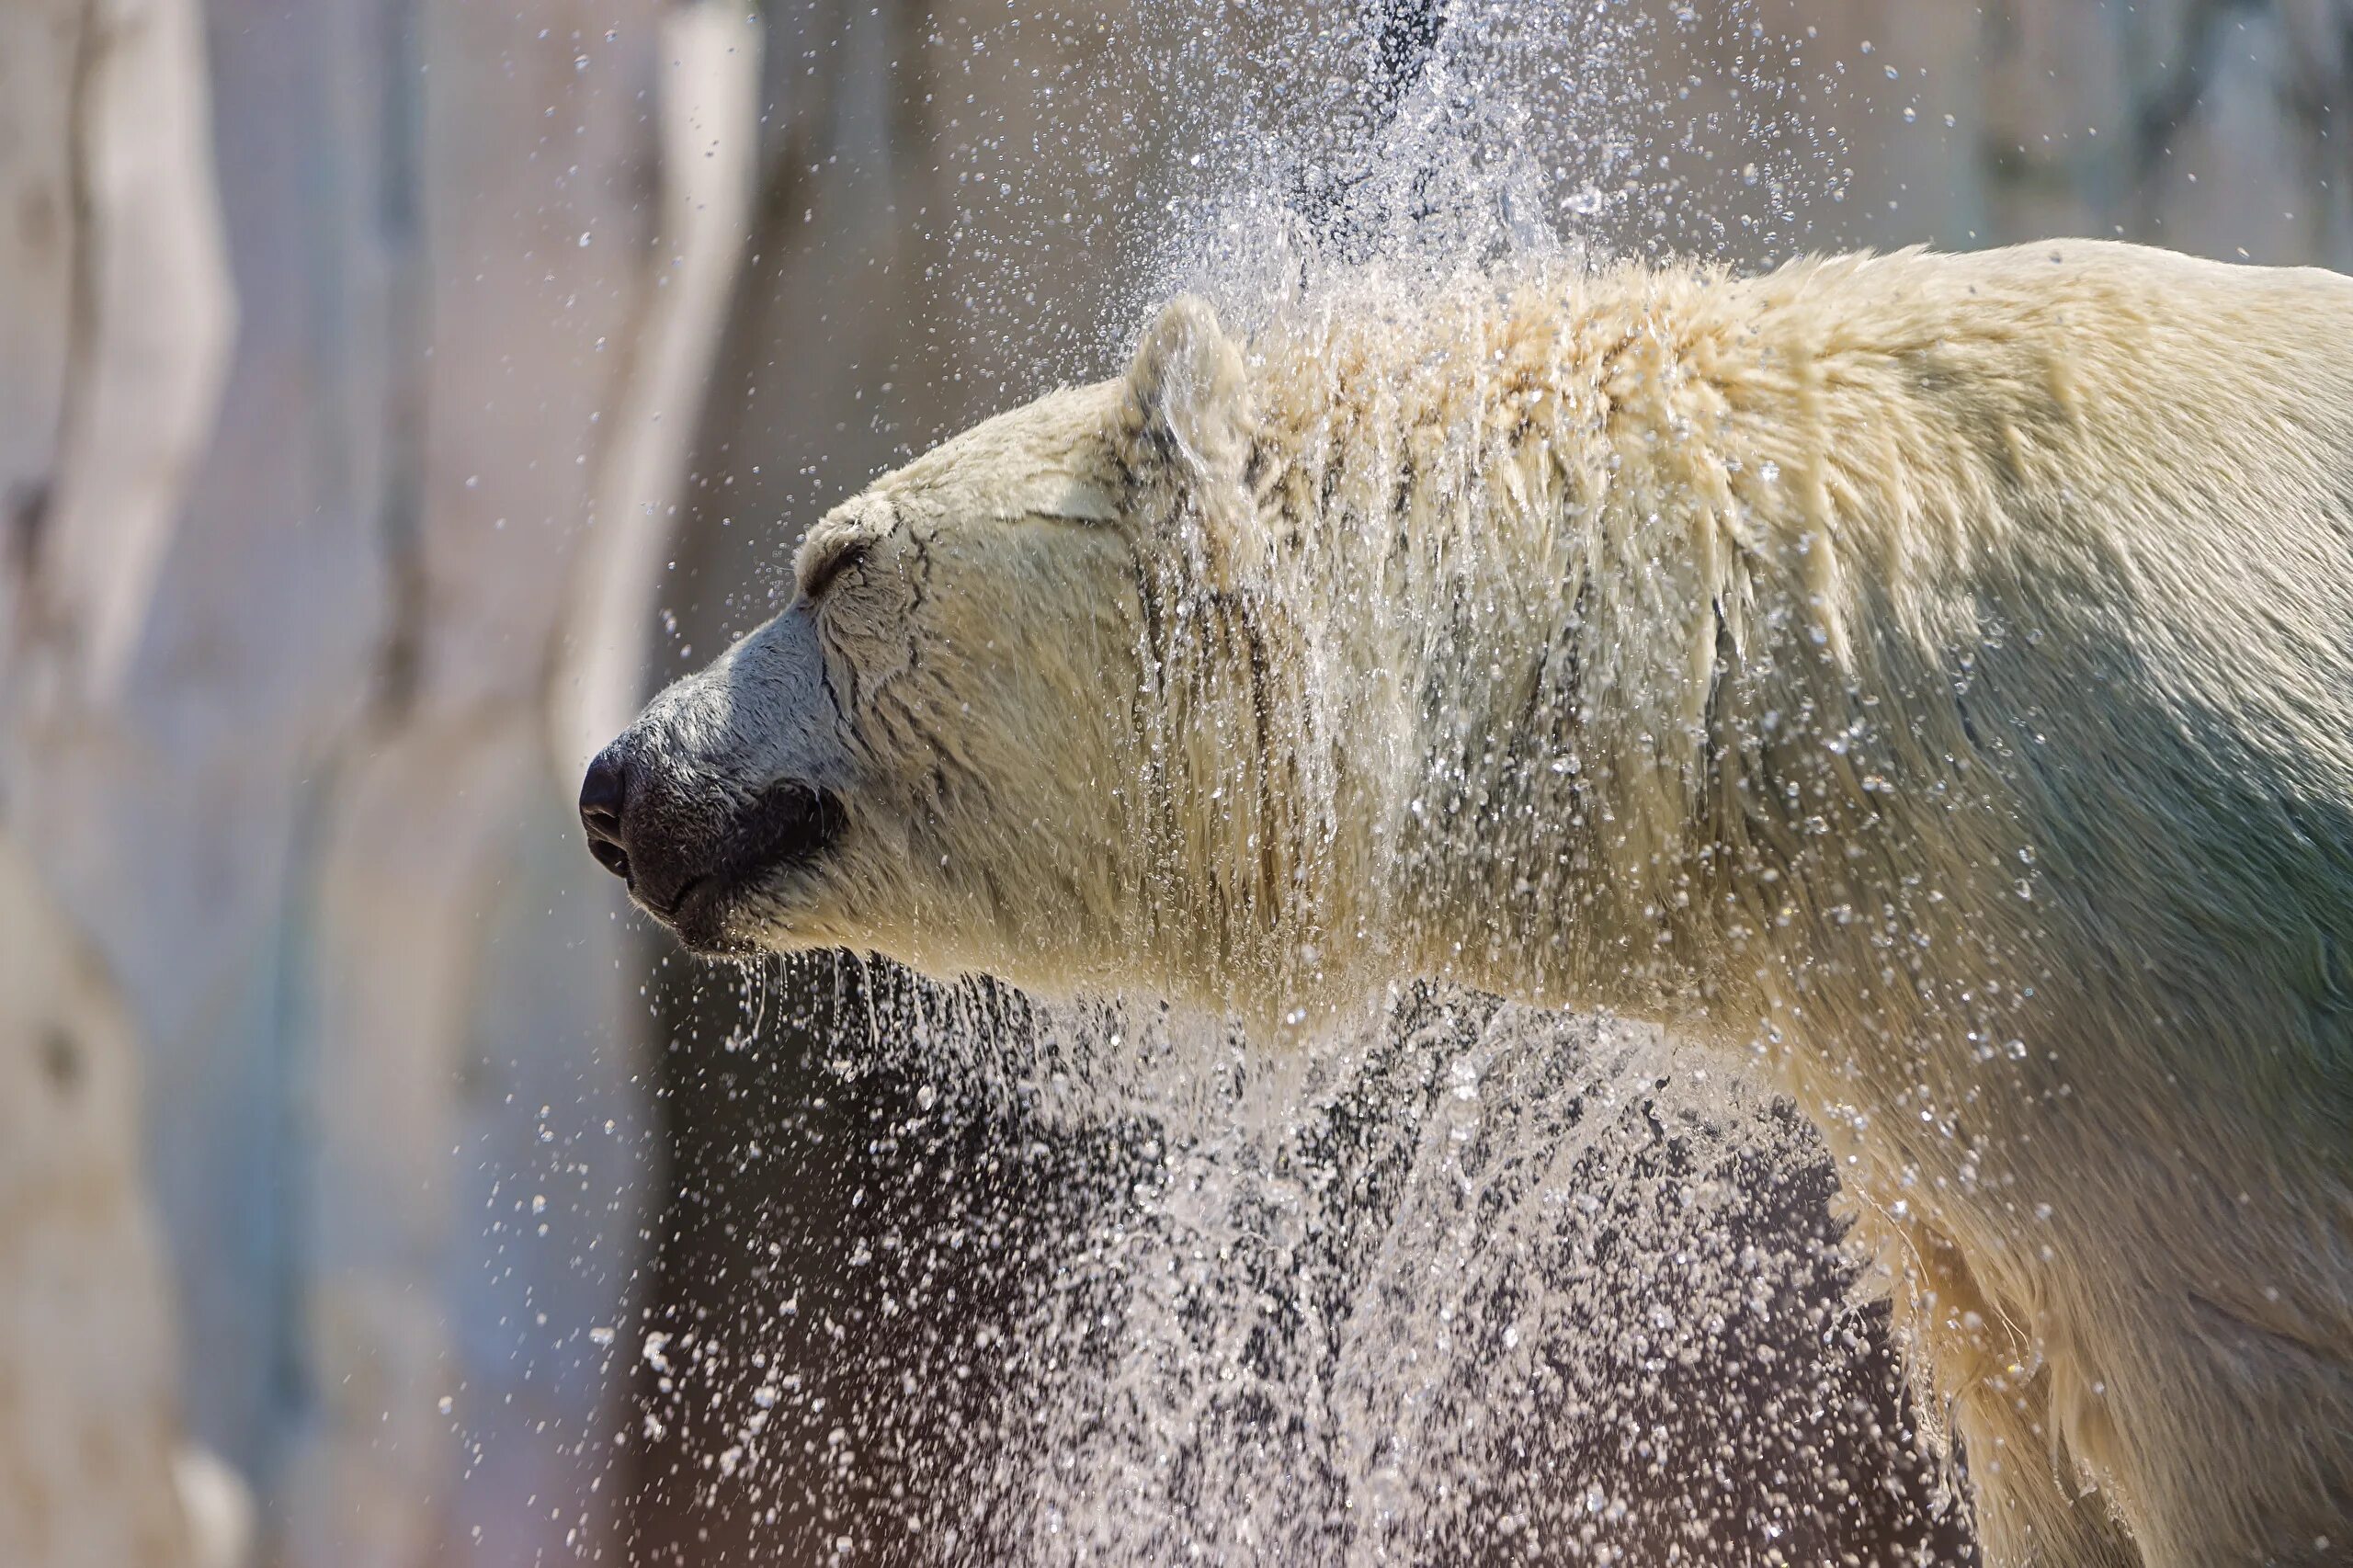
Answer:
[{"xmin": 625, "ymin": 241, "xmax": 2353, "ymax": 1564}]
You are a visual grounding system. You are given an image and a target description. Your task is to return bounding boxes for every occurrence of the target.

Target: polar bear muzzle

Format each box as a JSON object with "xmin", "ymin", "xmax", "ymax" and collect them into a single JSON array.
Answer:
[
  {"xmin": 578, "ymin": 593, "xmax": 866, "ymax": 946},
  {"xmin": 579, "ymin": 733, "xmax": 846, "ymax": 952},
  {"xmin": 580, "ymin": 596, "xmax": 864, "ymax": 951}
]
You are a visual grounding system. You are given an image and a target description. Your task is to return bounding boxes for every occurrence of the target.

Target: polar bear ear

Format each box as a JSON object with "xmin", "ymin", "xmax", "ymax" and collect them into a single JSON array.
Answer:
[
  {"xmin": 1120, "ymin": 296, "xmax": 1251, "ymax": 480},
  {"xmin": 1119, "ymin": 296, "xmax": 1264, "ymax": 583}
]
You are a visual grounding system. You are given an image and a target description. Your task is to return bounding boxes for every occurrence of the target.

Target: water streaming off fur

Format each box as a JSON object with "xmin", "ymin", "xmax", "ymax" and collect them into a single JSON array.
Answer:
[{"xmin": 635, "ymin": 4, "xmax": 1967, "ymax": 1562}]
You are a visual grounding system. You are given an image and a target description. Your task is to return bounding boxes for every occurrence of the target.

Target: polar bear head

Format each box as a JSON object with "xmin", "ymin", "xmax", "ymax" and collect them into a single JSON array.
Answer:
[{"xmin": 579, "ymin": 300, "xmax": 1319, "ymax": 1005}]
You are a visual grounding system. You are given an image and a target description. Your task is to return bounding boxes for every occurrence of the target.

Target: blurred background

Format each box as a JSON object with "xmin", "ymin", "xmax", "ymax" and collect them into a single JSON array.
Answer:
[{"xmin": 0, "ymin": 1, "xmax": 2345, "ymax": 1564}]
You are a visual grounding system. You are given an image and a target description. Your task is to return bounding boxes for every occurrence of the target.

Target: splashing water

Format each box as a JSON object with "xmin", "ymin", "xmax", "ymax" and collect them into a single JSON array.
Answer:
[
  {"xmin": 642, "ymin": 971, "xmax": 1959, "ymax": 1562},
  {"xmin": 625, "ymin": 4, "xmax": 1973, "ymax": 1562},
  {"xmin": 985, "ymin": 995, "xmax": 1958, "ymax": 1563}
]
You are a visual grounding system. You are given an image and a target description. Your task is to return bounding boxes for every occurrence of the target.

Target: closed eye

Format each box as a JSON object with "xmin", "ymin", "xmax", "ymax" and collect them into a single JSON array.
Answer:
[{"xmin": 801, "ymin": 539, "xmax": 870, "ymax": 599}]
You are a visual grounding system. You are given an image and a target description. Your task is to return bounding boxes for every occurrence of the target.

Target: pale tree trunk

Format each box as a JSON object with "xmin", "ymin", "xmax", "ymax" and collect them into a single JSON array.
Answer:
[
  {"xmin": 2, "ymin": 0, "xmax": 762, "ymax": 1565},
  {"xmin": 0, "ymin": 839, "xmax": 209, "ymax": 1568},
  {"xmin": 0, "ymin": 0, "xmax": 234, "ymax": 1565},
  {"xmin": 264, "ymin": 4, "xmax": 765, "ymax": 1564},
  {"xmin": 552, "ymin": 0, "xmax": 766, "ymax": 776}
]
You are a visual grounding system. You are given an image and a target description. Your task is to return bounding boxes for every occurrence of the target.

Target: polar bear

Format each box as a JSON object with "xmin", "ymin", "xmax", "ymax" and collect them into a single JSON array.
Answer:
[{"xmin": 581, "ymin": 241, "xmax": 2353, "ymax": 1566}]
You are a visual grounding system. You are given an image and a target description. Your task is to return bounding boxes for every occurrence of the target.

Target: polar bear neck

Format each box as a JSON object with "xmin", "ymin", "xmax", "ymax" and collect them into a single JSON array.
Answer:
[{"xmin": 1196, "ymin": 257, "xmax": 1960, "ymax": 1032}]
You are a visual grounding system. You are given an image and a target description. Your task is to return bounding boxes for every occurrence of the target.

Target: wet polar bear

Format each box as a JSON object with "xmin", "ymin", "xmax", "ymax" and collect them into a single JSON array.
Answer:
[{"xmin": 583, "ymin": 241, "xmax": 2353, "ymax": 1566}]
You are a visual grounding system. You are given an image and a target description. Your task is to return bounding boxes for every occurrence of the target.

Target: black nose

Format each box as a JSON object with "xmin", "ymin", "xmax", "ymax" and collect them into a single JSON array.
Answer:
[{"xmin": 579, "ymin": 750, "xmax": 631, "ymax": 880}]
